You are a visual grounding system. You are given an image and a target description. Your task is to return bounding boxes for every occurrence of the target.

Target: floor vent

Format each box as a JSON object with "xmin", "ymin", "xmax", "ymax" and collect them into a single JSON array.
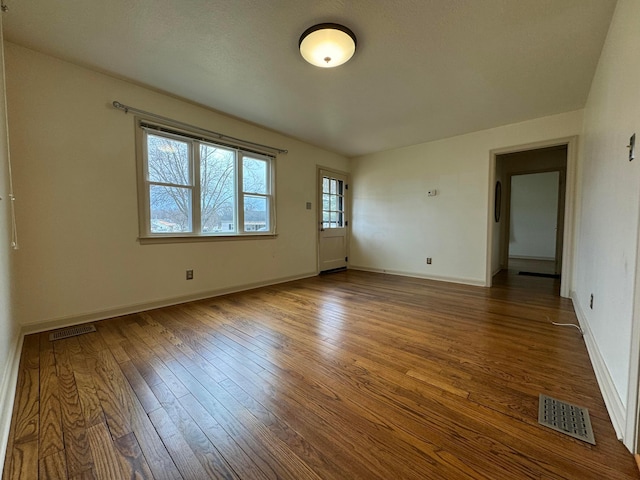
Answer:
[
  {"xmin": 49, "ymin": 324, "xmax": 97, "ymax": 341},
  {"xmin": 538, "ymin": 394, "xmax": 595, "ymax": 445}
]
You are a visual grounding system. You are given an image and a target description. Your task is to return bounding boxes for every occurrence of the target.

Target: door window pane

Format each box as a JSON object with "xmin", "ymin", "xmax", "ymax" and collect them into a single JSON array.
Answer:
[
  {"xmin": 329, "ymin": 195, "xmax": 337, "ymax": 211},
  {"xmin": 322, "ymin": 176, "xmax": 345, "ymax": 229}
]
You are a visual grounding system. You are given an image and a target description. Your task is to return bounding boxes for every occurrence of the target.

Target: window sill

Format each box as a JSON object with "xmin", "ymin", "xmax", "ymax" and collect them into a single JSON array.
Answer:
[{"xmin": 138, "ymin": 233, "xmax": 278, "ymax": 245}]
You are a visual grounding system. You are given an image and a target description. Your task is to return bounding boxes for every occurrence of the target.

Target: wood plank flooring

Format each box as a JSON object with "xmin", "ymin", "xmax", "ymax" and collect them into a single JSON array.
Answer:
[{"xmin": 3, "ymin": 269, "xmax": 639, "ymax": 479}]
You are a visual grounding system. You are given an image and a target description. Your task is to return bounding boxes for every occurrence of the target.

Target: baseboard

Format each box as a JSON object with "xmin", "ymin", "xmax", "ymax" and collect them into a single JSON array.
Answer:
[
  {"xmin": 571, "ymin": 291, "xmax": 626, "ymax": 440},
  {"xmin": 21, "ymin": 272, "xmax": 318, "ymax": 335},
  {"xmin": 0, "ymin": 329, "xmax": 24, "ymax": 477},
  {"xmin": 349, "ymin": 265, "xmax": 486, "ymax": 287},
  {"xmin": 509, "ymin": 255, "xmax": 555, "ymax": 261}
]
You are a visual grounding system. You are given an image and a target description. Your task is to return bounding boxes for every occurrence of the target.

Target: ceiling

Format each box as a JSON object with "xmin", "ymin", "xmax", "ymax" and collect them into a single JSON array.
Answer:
[{"xmin": 3, "ymin": 0, "xmax": 617, "ymax": 157}]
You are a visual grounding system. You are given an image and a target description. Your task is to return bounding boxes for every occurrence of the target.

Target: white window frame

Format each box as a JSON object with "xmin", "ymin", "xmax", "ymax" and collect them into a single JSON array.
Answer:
[{"xmin": 135, "ymin": 119, "xmax": 276, "ymax": 242}]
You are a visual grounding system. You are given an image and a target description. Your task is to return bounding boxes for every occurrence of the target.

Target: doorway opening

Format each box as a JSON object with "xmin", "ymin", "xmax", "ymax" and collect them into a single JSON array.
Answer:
[{"xmin": 487, "ymin": 139, "xmax": 576, "ymax": 297}]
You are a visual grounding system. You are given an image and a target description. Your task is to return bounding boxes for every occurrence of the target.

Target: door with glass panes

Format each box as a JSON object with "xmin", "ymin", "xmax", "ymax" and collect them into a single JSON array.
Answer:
[{"xmin": 318, "ymin": 169, "xmax": 348, "ymax": 272}]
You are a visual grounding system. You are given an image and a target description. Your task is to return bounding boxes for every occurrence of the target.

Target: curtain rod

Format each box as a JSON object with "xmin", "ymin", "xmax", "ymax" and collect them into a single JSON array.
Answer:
[{"xmin": 112, "ymin": 101, "xmax": 288, "ymax": 155}]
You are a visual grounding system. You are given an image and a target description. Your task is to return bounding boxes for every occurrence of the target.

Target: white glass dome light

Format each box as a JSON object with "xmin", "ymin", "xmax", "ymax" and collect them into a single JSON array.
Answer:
[{"xmin": 299, "ymin": 23, "xmax": 357, "ymax": 68}]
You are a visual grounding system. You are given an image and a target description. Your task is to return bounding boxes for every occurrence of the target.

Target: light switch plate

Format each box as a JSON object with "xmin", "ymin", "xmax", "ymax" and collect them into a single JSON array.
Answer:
[{"xmin": 629, "ymin": 133, "xmax": 636, "ymax": 161}]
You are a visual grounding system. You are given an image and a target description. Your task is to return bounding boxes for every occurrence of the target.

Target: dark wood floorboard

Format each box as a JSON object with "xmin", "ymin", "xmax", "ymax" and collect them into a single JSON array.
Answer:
[{"xmin": 3, "ymin": 269, "xmax": 639, "ymax": 479}]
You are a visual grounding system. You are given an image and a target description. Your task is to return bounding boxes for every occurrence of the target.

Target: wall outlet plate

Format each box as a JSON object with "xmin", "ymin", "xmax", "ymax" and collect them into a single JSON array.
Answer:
[
  {"xmin": 427, "ymin": 189, "xmax": 437, "ymax": 197},
  {"xmin": 629, "ymin": 133, "xmax": 636, "ymax": 161},
  {"xmin": 186, "ymin": 269, "xmax": 194, "ymax": 280}
]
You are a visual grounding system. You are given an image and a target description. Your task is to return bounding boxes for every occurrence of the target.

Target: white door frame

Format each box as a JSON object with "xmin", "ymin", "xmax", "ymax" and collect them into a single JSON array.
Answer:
[
  {"xmin": 485, "ymin": 136, "xmax": 578, "ymax": 298},
  {"xmin": 626, "ymin": 187, "xmax": 640, "ymax": 452},
  {"xmin": 317, "ymin": 166, "xmax": 350, "ymax": 273}
]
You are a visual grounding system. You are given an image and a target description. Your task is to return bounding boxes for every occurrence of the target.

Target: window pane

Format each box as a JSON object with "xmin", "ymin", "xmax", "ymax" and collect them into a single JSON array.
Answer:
[
  {"xmin": 244, "ymin": 195, "xmax": 268, "ymax": 232},
  {"xmin": 330, "ymin": 179, "xmax": 337, "ymax": 195},
  {"xmin": 323, "ymin": 193, "xmax": 330, "ymax": 211},
  {"xmin": 329, "ymin": 195, "xmax": 337, "ymax": 211},
  {"xmin": 323, "ymin": 177, "xmax": 330, "ymax": 193},
  {"xmin": 150, "ymin": 185, "xmax": 191, "ymax": 232},
  {"xmin": 200, "ymin": 144, "xmax": 236, "ymax": 233},
  {"xmin": 243, "ymin": 157, "xmax": 268, "ymax": 194},
  {"xmin": 147, "ymin": 134, "xmax": 190, "ymax": 185}
]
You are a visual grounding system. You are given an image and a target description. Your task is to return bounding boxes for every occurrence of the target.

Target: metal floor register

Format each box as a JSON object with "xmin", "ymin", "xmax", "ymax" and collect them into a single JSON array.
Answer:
[
  {"xmin": 538, "ymin": 394, "xmax": 595, "ymax": 445},
  {"xmin": 49, "ymin": 324, "xmax": 97, "ymax": 341}
]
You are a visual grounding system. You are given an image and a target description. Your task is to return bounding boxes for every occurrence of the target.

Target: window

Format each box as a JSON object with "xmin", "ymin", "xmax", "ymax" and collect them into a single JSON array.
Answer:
[
  {"xmin": 138, "ymin": 122, "xmax": 275, "ymax": 239},
  {"xmin": 322, "ymin": 175, "xmax": 345, "ymax": 228}
]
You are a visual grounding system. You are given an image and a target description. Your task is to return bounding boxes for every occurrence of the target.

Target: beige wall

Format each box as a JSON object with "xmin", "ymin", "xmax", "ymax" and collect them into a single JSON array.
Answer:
[
  {"xmin": 0, "ymin": 25, "xmax": 19, "ymax": 474},
  {"xmin": 491, "ymin": 158, "xmax": 506, "ymax": 274},
  {"xmin": 6, "ymin": 43, "xmax": 349, "ymax": 329},
  {"xmin": 349, "ymin": 110, "xmax": 583, "ymax": 285},
  {"xmin": 573, "ymin": 0, "xmax": 640, "ymax": 447},
  {"xmin": 509, "ymin": 171, "xmax": 559, "ymax": 259}
]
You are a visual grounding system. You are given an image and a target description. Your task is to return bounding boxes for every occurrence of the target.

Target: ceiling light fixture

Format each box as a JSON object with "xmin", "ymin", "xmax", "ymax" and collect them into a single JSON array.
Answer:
[{"xmin": 299, "ymin": 23, "xmax": 357, "ymax": 68}]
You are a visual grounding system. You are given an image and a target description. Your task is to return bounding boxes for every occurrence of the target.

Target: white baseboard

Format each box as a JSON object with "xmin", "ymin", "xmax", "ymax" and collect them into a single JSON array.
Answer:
[
  {"xmin": 21, "ymin": 272, "xmax": 318, "ymax": 335},
  {"xmin": 509, "ymin": 255, "xmax": 556, "ymax": 261},
  {"xmin": 349, "ymin": 265, "xmax": 486, "ymax": 287},
  {"xmin": 0, "ymin": 330, "xmax": 24, "ymax": 477},
  {"xmin": 571, "ymin": 291, "xmax": 626, "ymax": 440}
]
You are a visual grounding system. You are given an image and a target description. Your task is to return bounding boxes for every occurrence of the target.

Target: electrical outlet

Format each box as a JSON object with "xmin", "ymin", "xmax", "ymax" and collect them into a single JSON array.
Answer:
[
  {"xmin": 426, "ymin": 257, "xmax": 432, "ymax": 265},
  {"xmin": 186, "ymin": 269, "xmax": 194, "ymax": 280},
  {"xmin": 589, "ymin": 294, "xmax": 593, "ymax": 309},
  {"xmin": 427, "ymin": 189, "xmax": 437, "ymax": 197}
]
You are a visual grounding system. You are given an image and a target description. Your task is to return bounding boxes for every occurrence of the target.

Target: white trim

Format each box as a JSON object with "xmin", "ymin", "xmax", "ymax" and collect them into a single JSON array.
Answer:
[
  {"xmin": 486, "ymin": 136, "xmax": 578, "ymax": 298},
  {"xmin": 625, "ymin": 158, "xmax": 640, "ymax": 452},
  {"xmin": 572, "ymin": 291, "xmax": 626, "ymax": 440},
  {"xmin": 626, "ymin": 301, "xmax": 640, "ymax": 451},
  {"xmin": 0, "ymin": 330, "xmax": 24, "ymax": 477},
  {"xmin": 21, "ymin": 272, "xmax": 317, "ymax": 335},
  {"xmin": 349, "ymin": 265, "xmax": 485, "ymax": 287},
  {"xmin": 508, "ymin": 255, "xmax": 556, "ymax": 261},
  {"xmin": 137, "ymin": 120, "xmax": 276, "ymax": 239},
  {"xmin": 486, "ymin": 150, "xmax": 497, "ymax": 286}
]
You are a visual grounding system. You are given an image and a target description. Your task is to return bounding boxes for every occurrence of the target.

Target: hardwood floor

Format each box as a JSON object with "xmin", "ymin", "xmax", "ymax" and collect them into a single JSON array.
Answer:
[
  {"xmin": 3, "ymin": 270, "xmax": 638, "ymax": 479},
  {"xmin": 508, "ymin": 257, "xmax": 557, "ymax": 275}
]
